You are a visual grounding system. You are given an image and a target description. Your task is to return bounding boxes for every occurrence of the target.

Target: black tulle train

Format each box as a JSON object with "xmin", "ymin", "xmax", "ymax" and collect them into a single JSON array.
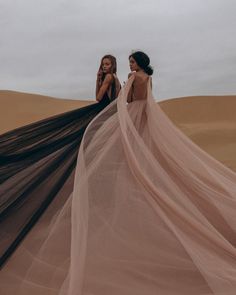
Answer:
[{"xmin": 0, "ymin": 97, "xmax": 111, "ymax": 267}]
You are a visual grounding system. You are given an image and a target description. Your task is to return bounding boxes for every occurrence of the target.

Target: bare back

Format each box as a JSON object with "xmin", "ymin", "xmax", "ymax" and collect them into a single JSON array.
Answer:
[{"xmin": 127, "ymin": 71, "xmax": 150, "ymax": 102}]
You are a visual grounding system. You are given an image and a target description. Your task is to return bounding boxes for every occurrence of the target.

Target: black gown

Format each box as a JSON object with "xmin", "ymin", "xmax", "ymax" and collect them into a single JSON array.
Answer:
[{"xmin": 0, "ymin": 85, "xmax": 118, "ymax": 267}]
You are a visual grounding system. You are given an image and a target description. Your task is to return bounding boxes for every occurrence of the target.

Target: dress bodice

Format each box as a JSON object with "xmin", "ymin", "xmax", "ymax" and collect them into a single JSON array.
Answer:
[{"xmin": 100, "ymin": 74, "xmax": 121, "ymax": 105}]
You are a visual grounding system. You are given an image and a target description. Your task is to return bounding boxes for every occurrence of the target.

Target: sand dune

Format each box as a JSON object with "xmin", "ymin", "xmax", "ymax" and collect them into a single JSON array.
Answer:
[
  {"xmin": 159, "ymin": 95, "xmax": 236, "ymax": 171},
  {"xmin": 0, "ymin": 90, "xmax": 93, "ymax": 134},
  {"xmin": 1, "ymin": 90, "xmax": 236, "ymax": 294},
  {"xmin": 1, "ymin": 90, "xmax": 236, "ymax": 171}
]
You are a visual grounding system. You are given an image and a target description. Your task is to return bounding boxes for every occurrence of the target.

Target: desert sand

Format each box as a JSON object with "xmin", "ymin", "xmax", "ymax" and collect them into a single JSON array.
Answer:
[
  {"xmin": 159, "ymin": 95, "xmax": 236, "ymax": 171},
  {"xmin": 0, "ymin": 90, "xmax": 93, "ymax": 134},
  {"xmin": 1, "ymin": 90, "xmax": 236, "ymax": 171},
  {"xmin": 1, "ymin": 90, "xmax": 236, "ymax": 295}
]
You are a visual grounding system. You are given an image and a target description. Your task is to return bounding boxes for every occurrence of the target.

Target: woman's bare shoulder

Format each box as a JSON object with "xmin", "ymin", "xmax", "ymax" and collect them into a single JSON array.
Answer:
[
  {"xmin": 104, "ymin": 73, "xmax": 113, "ymax": 81},
  {"xmin": 101, "ymin": 74, "xmax": 114, "ymax": 87},
  {"xmin": 136, "ymin": 71, "xmax": 148, "ymax": 78},
  {"xmin": 128, "ymin": 72, "xmax": 137, "ymax": 79},
  {"xmin": 134, "ymin": 72, "xmax": 149, "ymax": 84}
]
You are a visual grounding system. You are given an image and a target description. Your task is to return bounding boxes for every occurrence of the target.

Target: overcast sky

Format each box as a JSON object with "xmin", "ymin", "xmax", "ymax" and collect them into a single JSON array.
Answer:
[{"xmin": 0, "ymin": 0, "xmax": 236, "ymax": 101}]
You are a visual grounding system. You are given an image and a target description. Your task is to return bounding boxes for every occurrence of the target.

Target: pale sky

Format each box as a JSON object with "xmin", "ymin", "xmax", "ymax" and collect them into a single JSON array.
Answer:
[{"xmin": 0, "ymin": 0, "xmax": 236, "ymax": 100}]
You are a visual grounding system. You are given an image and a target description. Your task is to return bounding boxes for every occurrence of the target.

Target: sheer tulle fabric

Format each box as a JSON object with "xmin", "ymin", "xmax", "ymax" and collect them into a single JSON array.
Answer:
[
  {"xmin": 1, "ymin": 76, "xmax": 236, "ymax": 295},
  {"xmin": 0, "ymin": 98, "xmax": 110, "ymax": 266}
]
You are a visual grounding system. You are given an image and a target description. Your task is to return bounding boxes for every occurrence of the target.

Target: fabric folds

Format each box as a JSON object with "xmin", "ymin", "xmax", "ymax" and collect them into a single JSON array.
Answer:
[{"xmin": 1, "ymin": 76, "xmax": 236, "ymax": 294}]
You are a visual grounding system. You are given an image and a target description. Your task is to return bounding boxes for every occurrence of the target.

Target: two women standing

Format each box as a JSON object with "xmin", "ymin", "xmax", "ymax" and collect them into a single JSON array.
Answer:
[{"xmin": 1, "ymin": 51, "xmax": 236, "ymax": 295}]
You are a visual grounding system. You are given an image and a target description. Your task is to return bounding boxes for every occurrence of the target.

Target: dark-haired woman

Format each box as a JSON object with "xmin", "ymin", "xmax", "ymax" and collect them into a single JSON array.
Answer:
[{"xmin": 127, "ymin": 51, "xmax": 153, "ymax": 103}]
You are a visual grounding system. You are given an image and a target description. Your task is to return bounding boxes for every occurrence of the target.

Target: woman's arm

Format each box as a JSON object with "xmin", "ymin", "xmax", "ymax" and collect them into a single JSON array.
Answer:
[{"xmin": 96, "ymin": 74, "xmax": 113, "ymax": 102}]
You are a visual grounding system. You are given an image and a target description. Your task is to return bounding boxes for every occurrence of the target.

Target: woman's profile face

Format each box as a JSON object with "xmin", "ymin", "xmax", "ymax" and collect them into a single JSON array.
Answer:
[
  {"xmin": 129, "ymin": 56, "xmax": 140, "ymax": 72},
  {"xmin": 102, "ymin": 58, "xmax": 112, "ymax": 74}
]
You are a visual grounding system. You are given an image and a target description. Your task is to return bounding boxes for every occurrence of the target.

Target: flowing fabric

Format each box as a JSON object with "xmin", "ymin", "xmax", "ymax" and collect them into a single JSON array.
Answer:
[
  {"xmin": 1, "ymin": 75, "xmax": 236, "ymax": 295},
  {"xmin": 0, "ymin": 94, "xmax": 113, "ymax": 267}
]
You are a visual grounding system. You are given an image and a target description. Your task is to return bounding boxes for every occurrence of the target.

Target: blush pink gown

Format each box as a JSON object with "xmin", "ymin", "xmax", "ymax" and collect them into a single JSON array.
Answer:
[{"xmin": 1, "ymin": 74, "xmax": 236, "ymax": 295}]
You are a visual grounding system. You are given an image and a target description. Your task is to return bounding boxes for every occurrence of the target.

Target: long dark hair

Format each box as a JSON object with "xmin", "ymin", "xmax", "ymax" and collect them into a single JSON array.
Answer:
[
  {"xmin": 99, "ymin": 55, "xmax": 117, "ymax": 81},
  {"xmin": 129, "ymin": 51, "xmax": 153, "ymax": 76}
]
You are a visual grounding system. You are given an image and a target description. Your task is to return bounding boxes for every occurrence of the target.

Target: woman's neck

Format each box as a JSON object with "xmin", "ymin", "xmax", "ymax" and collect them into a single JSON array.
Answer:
[{"xmin": 136, "ymin": 69, "xmax": 144, "ymax": 73}]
